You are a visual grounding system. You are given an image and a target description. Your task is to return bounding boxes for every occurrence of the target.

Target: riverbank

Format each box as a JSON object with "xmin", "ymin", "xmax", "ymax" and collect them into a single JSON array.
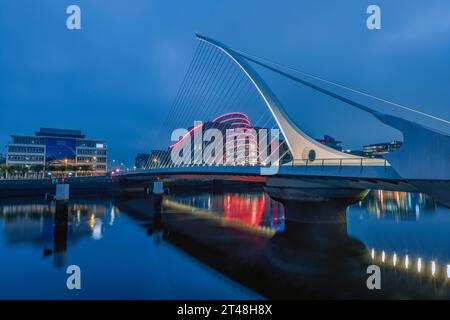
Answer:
[{"xmin": 0, "ymin": 176, "xmax": 114, "ymax": 198}]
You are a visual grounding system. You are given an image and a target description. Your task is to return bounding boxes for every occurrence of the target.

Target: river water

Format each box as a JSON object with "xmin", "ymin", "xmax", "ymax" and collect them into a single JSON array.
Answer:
[{"xmin": 0, "ymin": 189, "xmax": 449, "ymax": 299}]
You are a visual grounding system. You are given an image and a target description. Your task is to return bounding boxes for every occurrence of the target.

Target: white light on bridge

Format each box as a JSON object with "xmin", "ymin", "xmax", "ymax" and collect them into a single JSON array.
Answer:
[
  {"xmin": 371, "ymin": 249, "xmax": 375, "ymax": 259},
  {"xmin": 405, "ymin": 255, "xmax": 409, "ymax": 269},
  {"xmin": 381, "ymin": 251, "xmax": 386, "ymax": 263},
  {"xmin": 393, "ymin": 253, "xmax": 397, "ymax": 266},
  {"xmin": 447, "ymin": 265, "xmax": 450, "ymax": 279},
  {"xmin": 417, "ymin": 258, "xmax": 422, "ymax": 273},
  {"xmin": 431, "ymin": 261, "xmax": 436, "ymax": 276}
]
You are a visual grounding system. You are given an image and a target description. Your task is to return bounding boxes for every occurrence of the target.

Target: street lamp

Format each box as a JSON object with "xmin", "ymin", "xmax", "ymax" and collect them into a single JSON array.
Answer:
[
  {"xmin": 64, "ymin": 158, "xmax": 68, "ymax": 178},
  {"xmin": 92, "ymin": 156, "xmax": 97, "ymax": 176}
]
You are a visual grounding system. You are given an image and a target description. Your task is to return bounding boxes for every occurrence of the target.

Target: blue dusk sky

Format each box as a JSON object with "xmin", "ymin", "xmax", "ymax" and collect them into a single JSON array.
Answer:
[{"xmin": 1, "ymin": 0, "xmax": 449, "ymax": 165}]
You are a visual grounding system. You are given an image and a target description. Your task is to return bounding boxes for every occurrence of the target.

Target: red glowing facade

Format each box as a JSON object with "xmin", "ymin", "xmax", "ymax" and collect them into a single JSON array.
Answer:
[{"xmin": 169, "ymin": 112, "xmax": 259, "ymax": 165}]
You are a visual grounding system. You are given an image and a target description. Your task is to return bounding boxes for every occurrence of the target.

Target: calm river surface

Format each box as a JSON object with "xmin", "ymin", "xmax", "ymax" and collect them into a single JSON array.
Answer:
[{"xmin": 0, "ymin": 189, "xmax": 449, "ymax": 299}]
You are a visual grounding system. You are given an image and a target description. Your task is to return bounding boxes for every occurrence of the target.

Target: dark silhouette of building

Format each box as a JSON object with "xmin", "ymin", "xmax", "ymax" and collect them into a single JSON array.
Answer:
[
  {"xmin": 315, "ymin": 134, "xmax": 342, "ymax": 151},
  {"xmin": 136, "ymin": 150, "xmax": 171, "ymax": 169}
]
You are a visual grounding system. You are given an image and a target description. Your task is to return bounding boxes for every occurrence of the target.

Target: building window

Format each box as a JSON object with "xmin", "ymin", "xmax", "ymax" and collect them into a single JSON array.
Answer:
[
  {"xmin": 12, "ymin": 137, "xmax": 45, "ymax": 145},
  {"xmin": 77, "ymin": 149, "xmax": 97, "ymax": 155},
  {"xmin": 7, "ymin": 155, "xmax": 44, "ymax": 162},
  {"xmin": 8, "ymin": 146, "xmax": 45, "ymax": 154},
  {"xmin": 77, "ymin": 141, "xmax": 97, "ymax": 148}
]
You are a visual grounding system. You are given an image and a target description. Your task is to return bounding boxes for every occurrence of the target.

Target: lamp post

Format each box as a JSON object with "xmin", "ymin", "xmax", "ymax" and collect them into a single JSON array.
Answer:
[
  {"xmin": 64, "ymin": 158, "xmax": 68, "ymax": 178},
  {"xmin": 93, "ymin": 156, "xmax": 97, "ymax": 176}
]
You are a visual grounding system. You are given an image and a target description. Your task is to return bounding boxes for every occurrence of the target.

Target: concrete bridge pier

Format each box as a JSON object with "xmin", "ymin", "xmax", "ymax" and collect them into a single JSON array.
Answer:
[
  {"xmin": 266, "ymin": 199, "xmax": 374, "ymax": 297},
  {"xmin": 53, "ymin": 201, "xmax": 69, "ymax": 268},
  {"xmin": 54, "ymin": 183, "xmax": 70, "ymax": 224},
  {"xmin": 211, "ymin": 179, "xmax": 224, "ymax": 194},
  {"xmin": 265, "ymin": 177, "xmax": 368, "ymax": 220}
]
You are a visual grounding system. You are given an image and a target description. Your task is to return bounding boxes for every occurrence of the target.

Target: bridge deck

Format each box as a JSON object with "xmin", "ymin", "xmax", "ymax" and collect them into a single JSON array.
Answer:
[{"xmin": 119, "ymin": 158, "xmax": 400, "ymax": 180}]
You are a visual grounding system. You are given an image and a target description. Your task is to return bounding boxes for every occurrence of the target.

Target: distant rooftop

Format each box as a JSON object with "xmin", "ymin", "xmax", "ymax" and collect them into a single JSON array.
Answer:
[{"xmin": 35, "ymin": 128, "xmax": 86, "ymax": 139}]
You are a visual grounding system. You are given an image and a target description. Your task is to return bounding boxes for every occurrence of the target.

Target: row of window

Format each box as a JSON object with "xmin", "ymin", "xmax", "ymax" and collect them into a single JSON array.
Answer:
[
  {"xmin": 76, "ymin": 157, "xmax": 107, "ymax": 163},
  {"xmin": 12, "ymin": 137, "xmax": 45, "ymax": 145},
  {"xmin": 77, "ymin": 141, "xmax": 106, "ymax": 148},
  {"xmin": 8, "ymin": 146, "xmax": 107, "ymax": 156},
  {"xmin": 10, "ymin": 137, "xmax": 106, "ymax": 149},
  {"xmin": 8, "ymin": 155, "xmax": 44, "ymax": 162},
  {"xmin": 8, "ymin": 146, "xmax": 45, "ymax": 154},
  {"xmin": 77, "ymin": 149, "xmax": 96, "ymax": 155},
  {"xmin": 77, "ymin": 149, "xmax": 107, "ymax": 155}
]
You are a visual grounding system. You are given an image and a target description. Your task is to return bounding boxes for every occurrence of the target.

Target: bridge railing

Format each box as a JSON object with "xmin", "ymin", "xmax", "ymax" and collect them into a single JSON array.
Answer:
[
  {"xmin": 290, "ymin": 157, "xmax": 389, "ymax": 168},
  {"xmin": 146, "ymin": 157, "xmax": 389, "ymax": 171}
]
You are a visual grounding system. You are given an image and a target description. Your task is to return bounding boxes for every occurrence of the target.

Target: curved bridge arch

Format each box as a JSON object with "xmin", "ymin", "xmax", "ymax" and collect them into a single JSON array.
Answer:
[
  {"xmin": 196, "ymin": 34, "xmax": 358, "ymax": 161},
  {"xmin": 196, "ymin": 34, "xmax": 450, "ymax": 183}
]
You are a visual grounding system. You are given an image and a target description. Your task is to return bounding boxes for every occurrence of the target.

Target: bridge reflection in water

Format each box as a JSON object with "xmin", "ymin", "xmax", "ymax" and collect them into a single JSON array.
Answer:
[
  {"xmin": 163, "ymin": 189, "xmax": 450, "ymax": 298},
  {"xmin": 163, "ymin": 191, "xmax": 285, "ymax": 235},
  {"xmin": 0, "ymin": 189, "xmax": 449, "ymax": 299}
]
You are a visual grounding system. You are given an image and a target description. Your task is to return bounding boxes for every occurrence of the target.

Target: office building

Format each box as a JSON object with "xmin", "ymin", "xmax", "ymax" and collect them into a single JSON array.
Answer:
[
  {"xmin": 6, "ymin": 128, "xmax": 108, "ymax": 175},
  {"xmin": 363, "ymin": 140, "xmax": 402, "ymax": 158}
]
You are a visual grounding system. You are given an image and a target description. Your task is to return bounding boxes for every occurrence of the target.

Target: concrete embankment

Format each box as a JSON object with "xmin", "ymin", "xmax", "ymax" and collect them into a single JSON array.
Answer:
[{"xmin": 0, "ymin": 176, "xmax": 114, "ymax": 198}]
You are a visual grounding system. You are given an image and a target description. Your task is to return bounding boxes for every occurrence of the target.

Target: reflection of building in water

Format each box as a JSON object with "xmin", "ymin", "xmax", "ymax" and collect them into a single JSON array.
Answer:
[
  {"xmin": 223, "ymin": 193, "xmax": 266, "ymax": 227},
  {"xmin": 168, "ymin": 192, "xmax": 285, "ymax": 233},
  {"xmin": 0, "ymin": 203, "xmax": 54, "ymax": 245},
  {"xmin": 362, "ymin": 190, "xmax": 435, "ymax": 220},
  {"xmin": 0, "ymin": 200, "xmax": 114, "ymax": 267},
  {"xmin": 222, "ymin": 193, "xmax": 284, "ymax": 231}
]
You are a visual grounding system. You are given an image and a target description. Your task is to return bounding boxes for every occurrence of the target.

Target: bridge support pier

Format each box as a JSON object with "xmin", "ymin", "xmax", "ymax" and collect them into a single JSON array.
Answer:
[
  {"xmin": 265, "ymin": 177, "xmax": 368, "ymax": 220},
  {"xmin": 211, "ymin": 179, "xmax": 224, "ymax": 194},
  {"xmin": 266, "ymin": 201, "xmax": 370, "ymax": 296},
  {"xmin": 152, "ymin": 181, "xmax": 164, "ymax": 195}
]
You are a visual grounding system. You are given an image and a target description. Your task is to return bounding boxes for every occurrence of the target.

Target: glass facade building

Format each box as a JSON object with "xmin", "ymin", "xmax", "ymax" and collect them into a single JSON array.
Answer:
[{"xmin": 6, "ymin": 128, "xmax": 108, "ymax": 174}]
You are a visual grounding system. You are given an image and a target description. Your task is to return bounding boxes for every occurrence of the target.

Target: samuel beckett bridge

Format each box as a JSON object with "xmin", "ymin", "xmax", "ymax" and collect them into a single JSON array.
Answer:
[{"xmin": 118, "ymin": 34, "xmax": 450, "ymax": 207}]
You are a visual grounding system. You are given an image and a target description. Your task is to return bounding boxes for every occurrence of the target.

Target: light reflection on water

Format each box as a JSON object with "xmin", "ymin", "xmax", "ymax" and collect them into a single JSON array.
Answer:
[
  {"xmin": 357, "ymin": 190, "xmax": 436, "ymax": 220},
  {"xmin": 347, "ymin": 190, "xmax": 450, "ymax": 282},
  {"xmin": 0, "ymin": 189, "xmax": 449, "ymax": 299},
  {"xmin": 0, "ymin": 198, "xmax": 259, "ymax": 299},
  {"xmin": 165, "ymin": 191, "xmax": 285, "ymax": 234}
]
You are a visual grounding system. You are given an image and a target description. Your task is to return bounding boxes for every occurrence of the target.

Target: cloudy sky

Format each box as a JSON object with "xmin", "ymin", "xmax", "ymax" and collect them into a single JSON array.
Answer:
[{"xmin": 1, "ymin": 0, "xmax": 449, "ymax": 164}]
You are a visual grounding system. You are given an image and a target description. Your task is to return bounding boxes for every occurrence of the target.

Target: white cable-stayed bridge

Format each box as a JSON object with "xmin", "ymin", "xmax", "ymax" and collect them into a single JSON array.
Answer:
[{"xmin": 117, "ymin": 34, "xmax": 450, "ymax": 207}]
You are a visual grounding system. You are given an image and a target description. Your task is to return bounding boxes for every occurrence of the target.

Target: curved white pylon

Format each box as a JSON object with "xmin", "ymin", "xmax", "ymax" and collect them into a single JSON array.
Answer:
[
  {"xmin": 196, "ymin": 34, "xmax": 450, "ymax": 183},
  {"xmin": 196, "ymin": 34, "xmax": 359, "ymax": 161}
]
